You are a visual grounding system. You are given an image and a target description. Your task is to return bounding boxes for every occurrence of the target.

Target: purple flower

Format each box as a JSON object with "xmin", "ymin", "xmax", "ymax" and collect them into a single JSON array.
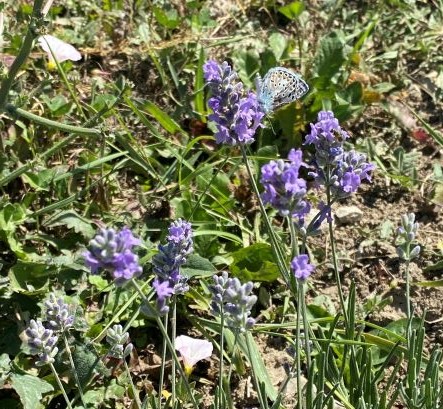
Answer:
[
  {"xmin": 152, "ymin": 219, "xmax": 194, "ymax": 315},
  {"xmin": 83, "ymin": 227, "xmax": 142, "ymax": 285},
  {"xmin": 43, "ymin": 293, "xmax": 74, "ymax": 332},
  {"xmin": 209, "ymin": 272, "xmax": 257, "ymax": 332},
  {"xmin": 203, "ymin": 60, "xmax": 264, "ymax": 145},
  {"xmin": 25, "ymin": 319, "xmax": 59, "ymax": 366},
  {"xmin": 291, "ymin": 254, "xmax": 315, "ymax": 281},
  {"xmin": 305, "ymin": 111, "xmax": 375, "ymax": 200},
  {"xmin": 260, "ymin": 148, "xmax": 310, "ymax": 220}
]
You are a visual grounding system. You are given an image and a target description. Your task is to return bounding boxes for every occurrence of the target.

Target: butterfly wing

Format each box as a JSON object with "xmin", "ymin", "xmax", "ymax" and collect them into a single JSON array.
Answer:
[{"xmin": 257, "ymin": 67, "xmax": 308, "ymax": 113}]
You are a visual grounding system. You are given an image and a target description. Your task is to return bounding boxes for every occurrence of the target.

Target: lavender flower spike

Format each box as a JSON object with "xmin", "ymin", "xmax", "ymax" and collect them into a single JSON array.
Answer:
[
  {"xmin": 396, "ymin": 213, "xmax": 421, "ymax": 261},
  {"xmin": 106, "ymin": 324, "xmax": 133, "ymax": 359},
  {"xmin": 291, "ymin": 254, "xmax": 315, "ymax": 281},
  {"xmin": 83, "ymin": 227, "xmax": 142, "ymax": 285},
  {"xmin": 203, "ymin": 60, "xmax": 264, "ymax": 145},
  {"xmin": 44, "ymin": 293, "xmax": 74, "ymax": 332},
  {"xmin": 25, "ymin": 319, "xmax": 59, "ymax": 366},
  {"xmin": 151, "ymin": 219, "xmax": 194, "ymax": 315},
  {"xmin": 261, "ymin": 148, "xmax": 310, "ymax": 220},
  {"xmin": 210, "ymin": 271, "xmax": 257, "ymax": 332},
  {"xmin": 305, "ymin": 111, "xmax": 375, "ymax": 199}
]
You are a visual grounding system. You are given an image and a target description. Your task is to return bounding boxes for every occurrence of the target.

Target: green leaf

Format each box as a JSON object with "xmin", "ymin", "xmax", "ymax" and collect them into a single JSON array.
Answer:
[
  {"xmin": 10, "ymin": 373, "xmax": 53, "ymax": 409},
  {"xmin": 40, "ymin": 94, "xmax": 72, "ymax": 116},
  {"xmin": 181, "ymin": 254, "xmax": 218, "ymax": 278},
  {"xmin": 8, "ymin": 260, "xmax": 52, "ymax": 294},
  {"xmin": 415, "ymin": 279, "xmax": 443, "ymax": 287},
  {"xmin": 313, "ymin": 32, "xmax": 346, "ymax": 81},
  {"xmin": 153, "ymin": 6, "xmax": 180, "ymax": 29},
  {"xmin": 88, "ymin": 275, "xmax": 112, "ymax": 291},
  {"xmin": 269, "ymin": 32, "xmax": 287, "ymax": 61},
  {"xmin": 21, "ymin": 169, "xmax": 58, "ymax": 191},
  {"xmin": 143, "ymin": 100, "xmax": 184, "ymax": 135},
  {"xmin": 229, "ymin": 243, "xmax": 280, "ymax": 282},
  {"xmin": 278, "ymin": 1, "xmax": 305, "ymax": 20},
  {"xmin": 43, "ymin": 209, "xmax": 95, "ymax": 238},
  {"xmin": 194, "ymin": 47, "xmax": 205, "ymax": 117}
]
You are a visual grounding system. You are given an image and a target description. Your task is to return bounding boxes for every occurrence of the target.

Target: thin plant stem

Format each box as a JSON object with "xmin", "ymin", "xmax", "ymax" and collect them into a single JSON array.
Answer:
[
  {"xmin": 245, "ymin": 332, "xmax": 266, "ymax": 409},
  {"xmin": 405, "ymin": 260, "xmax": 412, "ymax": 348},
  {"xmin": 299, "ymin": 282, "xmax": 311, "ymax": 371},
  {"xmin": 49, "ymin": 362, "xmax": 73, "ymax": 409},
  {"xmin": 0, "ymin": 0, "xmax": 44, "ymax": 111},
  {"xmin": 218, "ymin": 308, "xmax": 225, "ymax": 409},
  {"xmin": 130, "ymin": 279, "xmax": 199, "ymax": 409},
  {"xmin": 124, "ymin": 359, "xmax": 141, "ymax": 409},
  {"xmin": 171, "ymin": 295, "xmax": 177, "ymax": 404},
  {"xmin": 158, "ymin": 313, "xmax": 169, "ymax": 409},
  {"xmin": 295, "ymin": 280, "xmax": 302, "ymax": 409},
  {"xmin": 62, "ymin": 334, "xmax": 86, "ymax": 408},
  {"xmin": 326, "ymin": 184, "xmax": 349, "ymax": 326}
]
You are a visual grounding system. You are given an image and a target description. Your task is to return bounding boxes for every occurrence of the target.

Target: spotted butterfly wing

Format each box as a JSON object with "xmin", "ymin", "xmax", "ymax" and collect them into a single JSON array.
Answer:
[{"xmin": 257, "ymin": 67, "xmax": 309, "ymax": 113}]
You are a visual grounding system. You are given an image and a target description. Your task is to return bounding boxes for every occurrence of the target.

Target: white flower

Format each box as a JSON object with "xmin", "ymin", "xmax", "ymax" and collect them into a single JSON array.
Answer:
[
  {"xmin": 175, "ymin": 335, "xmax": 213, "ymax": 375},
  {"xmin": 38, "ymin": 35, "xmax": 81, "ymax": 65}
]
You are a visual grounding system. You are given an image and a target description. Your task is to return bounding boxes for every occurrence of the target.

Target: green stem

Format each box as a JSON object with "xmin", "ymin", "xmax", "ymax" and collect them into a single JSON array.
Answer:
[
  {"xmin": 124, "ymin": 360, "xmax": 141, "ymax": 409},
  {"xmin": 62, "ymin": 334, "xmax": 86, "ymax": 408},
  {"xmin": 295, "ymin": 280, "xmax": 302, "ymax": 409},
  {"xmin": 245, "ymin": 332, "xmax": 266, "ymax": 409},
  {"xmin": 171, "ymin": 296, "xmax": 177, "ymax": 404},
  {"xmin": 0, "ymin": 0, "xmax": 44, "ymax": 111},
  {"xmin": 218, "ymin": 311, "xmax": 225, "ymax": 409},
  {"xmin": 326, "ymin": 184, "xmax": 349, "ymax": 326},
  {"xmin": 158, "ymin": 313, "xmax": 169, "ymax": 408},
  {"xmin": 49, "ymin": 362, "xmax": 73, "ymax": 409},
  {"xmin": 130, "ymin": 279, "xmax": 199, "ymax": 409},
  {"xmin": 5, "ymin": 104, "xmax": 100, "ymax": 135}
]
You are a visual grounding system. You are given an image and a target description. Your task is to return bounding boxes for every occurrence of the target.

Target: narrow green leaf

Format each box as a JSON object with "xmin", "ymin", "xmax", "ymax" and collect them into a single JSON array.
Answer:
[
  {"xmin": 143, "ymin": 100, "xmax": 185, "ymax": 135},
  {"xmin": 194, "ymin": 47, "xmax": 205, "ymax": 117}
]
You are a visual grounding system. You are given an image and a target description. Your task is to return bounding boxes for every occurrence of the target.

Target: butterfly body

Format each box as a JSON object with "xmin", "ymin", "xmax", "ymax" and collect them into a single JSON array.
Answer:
[{"xmin": 256, "ymin": 67, "xmax": 309, "ymax": 114}]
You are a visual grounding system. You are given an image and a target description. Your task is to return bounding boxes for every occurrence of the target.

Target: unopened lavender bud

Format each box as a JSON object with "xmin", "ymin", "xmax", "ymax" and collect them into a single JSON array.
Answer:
[
  {"xmin": 25, "ymin": 319, "xmax": 59, "ymax": 366},
  {"xmin": 409, "ymin": 245, "xmax": 421, "ymax": 260},
  {"xmin": 44, "ymin": 293, "xmax": 74, "ymax": 332},
  {"xmin": 107, "ymin": 324, "xmax": 133, "ymax": 359}
]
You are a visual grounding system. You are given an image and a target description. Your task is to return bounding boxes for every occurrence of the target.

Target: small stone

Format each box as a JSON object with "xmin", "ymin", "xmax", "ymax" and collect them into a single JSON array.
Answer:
[{"xmin": 335, "ymin": 205, "xmax": 363, "ymax": 224}]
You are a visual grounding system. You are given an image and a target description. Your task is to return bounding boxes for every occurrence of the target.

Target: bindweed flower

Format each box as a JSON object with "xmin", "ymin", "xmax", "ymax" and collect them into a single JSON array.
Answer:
[
  {"xmin": 209, "ymin": 271, "xmax": 257, "ymax": 332},
  {"xmin": 204, "ymin": 60, "xmax": 264, "ymax": 145},
  {"xmin": 83, "ymin": 227, "xmax": 142, "ymax": 286},
  {"xmin": 305, "ymin": 111, "xmax": 375, "ymax": 200},
  {"xmin": 106, "ymin": 324, "xmax": 133, "ymax": 359},
  {"xmin": 38, "ymin": 35, "xmax": 81, "ymax": 70},
  {"xmin": 260, "ymin": 148, "xmax": 310, "ymax": 220},
  {"xmin": 151, "ymin": 219, "xmax": 194, "ymax": 315},
  {"xmin": 396, "ymin": 213, "xmax": 421, "ymax": 261},
  {"xmin": 25, "ymin": 319, "xmax": 58, "ymax": 366},
  {"xmin": 43, "ymin": 293, "xmax": 74, "ymax": 332},
  {"xmin": 175, "ymin": 335, "xmax": 213, "ymax": 376},
  {"xmin": 291, "ymin": 254, "xmax": 315, "ymax": 281}
]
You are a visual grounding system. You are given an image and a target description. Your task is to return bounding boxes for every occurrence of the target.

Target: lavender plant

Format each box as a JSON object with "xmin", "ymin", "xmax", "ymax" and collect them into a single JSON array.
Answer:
[
  {"xmin": 260, "ymin": 148, "xmax": 310, "ymax": 222},
  {"xmin": 43, "ymin": 293, "xmax": 74, "ymax": 332},
  {"xmin": 83, "ymin": 227, "xmax": 142, "ymax": 285},
  {"xmin": 203, "ymin": 60, "xmax": 264, "ymax": 145},
  {"xmin": 209, "ymin": 271, "xmax": 257, "ymax": 333},
  {"xmin": 152, "ymin": 218, "xmax": 194, "ymax": 314},
  {"xmin": 106, "ymin": 324, "xmax": 134, "ymax": 359},
  {"xmin": 25, "ymin": 319, "xmax": 59, "ymax": 366}
]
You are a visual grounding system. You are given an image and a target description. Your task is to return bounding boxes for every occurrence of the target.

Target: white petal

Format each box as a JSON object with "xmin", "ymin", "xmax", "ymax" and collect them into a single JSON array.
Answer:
[
  {"xmin": 175, "ymin": 335, "xmax": 213, "ymax": 368},
  {"xmin": 38, "ymin": 35, "xmax": 81, "ymax": 63}
]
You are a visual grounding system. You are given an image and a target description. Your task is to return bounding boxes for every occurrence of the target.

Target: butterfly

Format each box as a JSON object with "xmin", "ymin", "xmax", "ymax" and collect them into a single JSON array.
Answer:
[{"xmin": 256, "ymin": 67, "xmax": 309, "ymax": 114}]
